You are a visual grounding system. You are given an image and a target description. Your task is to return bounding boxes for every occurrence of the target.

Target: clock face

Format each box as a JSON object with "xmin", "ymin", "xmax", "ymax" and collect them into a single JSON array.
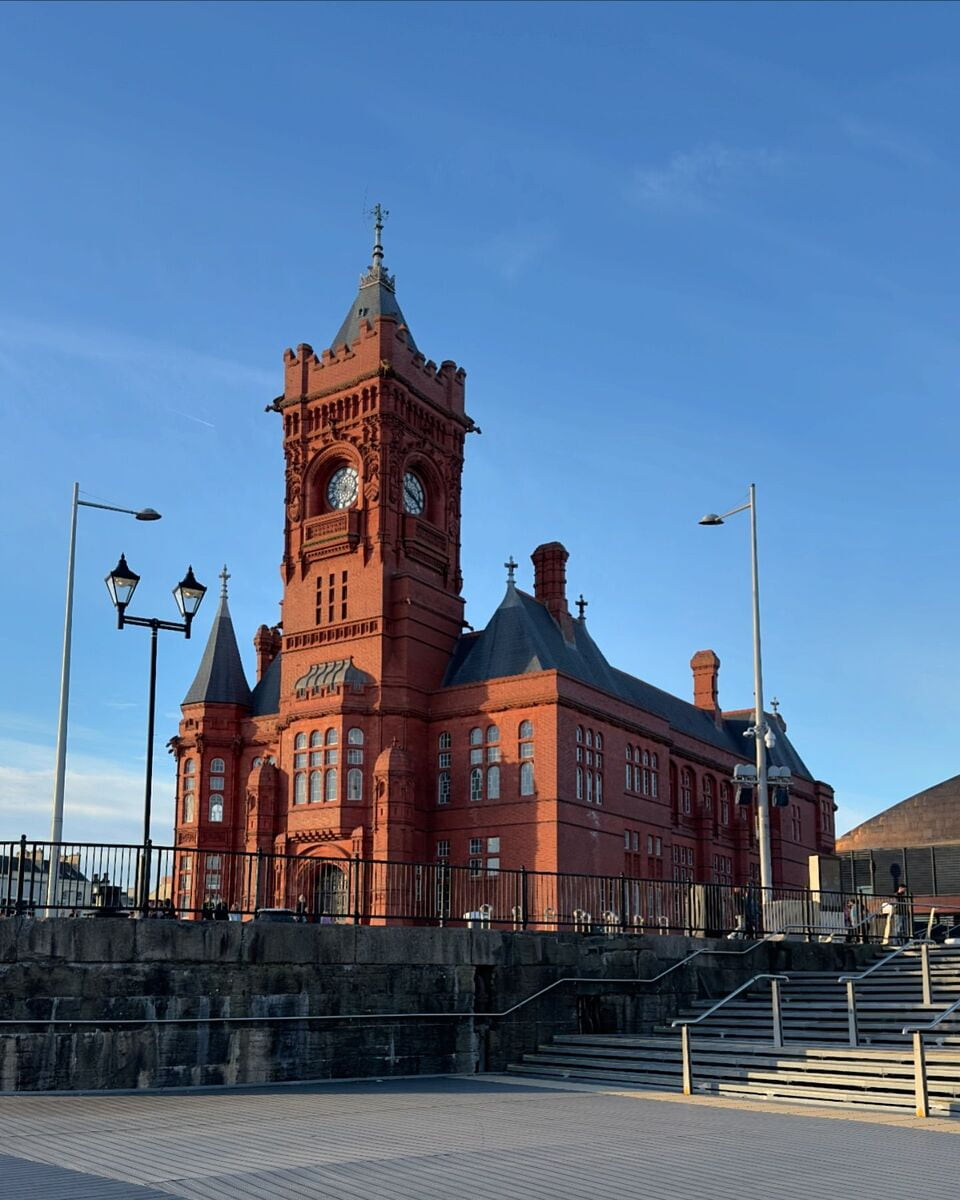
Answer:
[
  {"xmin": 403, "ymin": 471, "xmax": 425, "ymax": 515},
  {"xmin": 326, "ymin": 465, "xmax": 359, "ymax": 510}
]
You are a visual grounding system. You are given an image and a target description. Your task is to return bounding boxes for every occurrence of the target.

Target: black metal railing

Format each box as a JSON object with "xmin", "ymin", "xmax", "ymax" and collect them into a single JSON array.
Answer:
[{"xmin": 0, "ymin": 835, "xmax": 922, "ymax": 941}]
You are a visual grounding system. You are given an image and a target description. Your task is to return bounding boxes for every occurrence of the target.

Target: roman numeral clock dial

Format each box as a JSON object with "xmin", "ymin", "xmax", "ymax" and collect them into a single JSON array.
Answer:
[{"xmin": 403, "ymin": 471, "xmax": 425, "ymax": 516}]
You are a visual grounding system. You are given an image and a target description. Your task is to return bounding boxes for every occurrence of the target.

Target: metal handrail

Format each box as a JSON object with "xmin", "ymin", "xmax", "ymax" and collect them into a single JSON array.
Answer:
[
  {"xmin": 671, "ymin": 972, "xmax": 789, "ymax": 1094},
  {"xmin": 902, "ymin": 994, "xmax": 960, "ymax": 1120},
  {"xmin": 838, "ymin": 937, "xmax": 928, "ymax": 983},
  {"xmin": 0, "ymin": 937, "xmax": 779, "ymax": 1029},
  {"xmin": 902, "ymin": 994, "xmax": 960, "ymax": 1036},
  {"xmin": 670, "ymin": 973, "xmax": 789, "ymax": 1029}
]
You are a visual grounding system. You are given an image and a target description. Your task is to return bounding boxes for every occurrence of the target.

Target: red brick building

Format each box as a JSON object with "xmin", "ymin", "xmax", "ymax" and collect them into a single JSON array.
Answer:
[{"xmin": 171, "ymin": 219, "xmax": 836, "ymax": 913}]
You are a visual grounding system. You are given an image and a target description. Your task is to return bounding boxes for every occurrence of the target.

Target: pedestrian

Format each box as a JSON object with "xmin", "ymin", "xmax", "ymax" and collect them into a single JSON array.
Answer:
[
  {"xmin": 214, "ymin": 898, "xmax": 229, "ymax": 921},
  {"xmin": 161, "ymin": 897, "xmax": 177, "ymax": 920},
  {"xmin": 228, "ymin": 903, "xmax": 242, "ymax": 922},
  {"xmin": 201, "ymin": 898, "xmax": 215, "ymax": 921},
  {"xmin": 894, "ymin": 885, "xmax": 911, "ymax": 945}
]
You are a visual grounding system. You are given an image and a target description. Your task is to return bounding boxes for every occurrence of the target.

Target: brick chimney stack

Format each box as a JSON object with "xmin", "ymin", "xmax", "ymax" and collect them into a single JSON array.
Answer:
[
  {"xmin": 531, "ymin": 542, "xmax": 575, "ymax": 643},
  {"xmin": 690, "ymin": 649, "xmax": 720, "ymax": 718},
  {"xmin": 253, "ymin": 624, "xmax": 282, "ymax": 683}
]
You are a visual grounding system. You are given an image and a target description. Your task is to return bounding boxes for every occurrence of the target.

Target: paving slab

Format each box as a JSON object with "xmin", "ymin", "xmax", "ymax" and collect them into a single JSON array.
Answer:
[{"xmin": 2, "ymin": 1075, "xmax": 959, "ymax": 1200}]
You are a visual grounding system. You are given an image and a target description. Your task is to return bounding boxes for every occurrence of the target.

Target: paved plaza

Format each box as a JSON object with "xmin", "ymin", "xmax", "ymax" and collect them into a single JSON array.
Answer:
[{"xmin": 2, "ymin": 1075, "xmax": 959, "ymax": 1199}]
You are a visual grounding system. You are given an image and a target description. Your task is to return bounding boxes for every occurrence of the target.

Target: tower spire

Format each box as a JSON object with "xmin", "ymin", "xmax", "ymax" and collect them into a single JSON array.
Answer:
[{"xmin": 370, "ymin": 203, "xmax": 387, "ymax": 270}]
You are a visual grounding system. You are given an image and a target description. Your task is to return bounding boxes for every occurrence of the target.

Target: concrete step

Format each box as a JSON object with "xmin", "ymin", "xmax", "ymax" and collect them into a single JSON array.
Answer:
[{"xmin": 506, "ymin": 1062, "xmax": 932, "ymax": 1113}]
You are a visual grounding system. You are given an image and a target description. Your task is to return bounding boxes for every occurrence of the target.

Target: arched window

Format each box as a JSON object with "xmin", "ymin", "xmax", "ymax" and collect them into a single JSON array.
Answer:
[
  {"xmin": 310, "ymin": 730, "xmax": 322, "ymax": 748},
  {"xmin": 438, "ymin": 771, "xmax": 450, "ymax": 805},
  {"xmin": 650, "ymin": 752, "xmax": 660, "ymax": 798},
  {"xmin": 487, "ymin": 764, "xmax": 500, "ymax": 800},
  {"xmin": 625, "ymin": 759, "xmax": 633, "ymax": 790},
  {"xmin": 324, "ymin": 768, "xmax": 338, "ymax": 802},
  {"xmin": 294, "ymin": 733, "xmax": 306, "ymax": 750},
  {"xmin": 210, "ymin": 757, "xmax": 225, "ymax": 775},
  {"xmin": 182, "ymin": 758, "xmax": 196, "ymax": 823},
  {"xmin": 596, "ymin": 732, "xmax": 603, "ymax": 751},
  {"xmin": 470, "ymin": 727, "xmax": 483, "ymax": 745},
  {"xmin": 309, "ymin": 770, "xmax": 322, "ymax": 803},
  {"xmin": 634, "ymin": 758, "xmax": 642, "ymax": 793},
  {"xmin": 486, "ymin": 725, "xmax": 499, "ymax": 743},
  {"xmin": 347, "ymin": 728, "xmax": 364, "ymax": 765},
  {"xmin": 294, "ymin": 771, "xmax": 307, "ymax": 805},
  {"xmin": 519, "ymin": 720, "xmax": 533, "ymax": 739},
  {"xmin": 209, "ymin": 757, "xmax": 225, "ymax": 793},
  {"xmin": 325, "ymin": 728, "xmax": 338, "ymax": 745},
  {"xmin": 470, "ymin": 766, "xmax": 483, "ymax": 802},
  {"xmin": 586, "ymin": 729, "xmax": 593, "ymax": 748},
  {"xmin": 520, "ymin": 760, "xmax": 535, "ymax": 796},
  {"xmin": 596, "ymin": 774, "xmax": 603, "ymax": 806},
  {"xmin": 577, "ymin": 766, "xmax": 584, "ymax": 800},
  {"xmin": 438, "ymin": 731, "xmax": 451, "ymax": 750},
  {"xmin": 680, "ymin": 768, "xmax": 693, "ymax": 815},
  {"xmin": 720, "ymin": 781, "xmax": 731, "ymax": 825},
  {"xmin": 208, "ymin": 796, "xmax": 223, "ymax": 823},
  {"xmin": 577, "ymin": 726, "xmax": 584, "ymax": 743},
  {"xmin": 703, "ymin": 775, "xmax": 715, "ymax": 814},
  {"xmin": 586, "ymin": 771, "xmax": 593, "ymax": 804},
  {"xmin": 347, "ymin": 768, "xmax": 363, "ymax": 802}
]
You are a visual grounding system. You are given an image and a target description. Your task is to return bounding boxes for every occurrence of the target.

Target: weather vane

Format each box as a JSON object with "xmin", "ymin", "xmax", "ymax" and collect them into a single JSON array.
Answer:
[
  {"xmin": 576, "ymin": 594, "xmax": 588, "ymax": 620},
  {"xmin": 504, "ymin": 556, "xmax": 517, "ymax": 584}
]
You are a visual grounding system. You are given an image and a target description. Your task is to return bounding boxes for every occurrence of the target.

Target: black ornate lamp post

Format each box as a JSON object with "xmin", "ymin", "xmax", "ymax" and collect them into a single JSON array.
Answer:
[{"xmin": 105, "ymin": 555, "xmax": 206, "ymax": 913}]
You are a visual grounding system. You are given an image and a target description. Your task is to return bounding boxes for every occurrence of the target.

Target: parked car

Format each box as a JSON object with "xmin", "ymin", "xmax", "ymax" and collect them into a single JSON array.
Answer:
[{"xmin": 253, "ymin": 907, "xmax": 299, "ymax": 923}]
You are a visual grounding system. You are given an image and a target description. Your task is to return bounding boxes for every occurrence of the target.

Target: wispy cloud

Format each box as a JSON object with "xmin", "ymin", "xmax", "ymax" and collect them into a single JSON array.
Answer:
[
  {"xmin": 0, "ymin": 738, "xmax": 173, "ymax": 842},
  {"xmin": 0, "ymin": 316, "xmax": 275, "ymax": 392},
  {"xmin": 630, "ymin": 142, "xmax": 784, "ymax": 210},
  {"xmin": 840, "ymin": 116, "xmax": 939, "ymax": 169},
  {"xmin": 479, "ymin": 224, "xmax": 555, "ymax": 283}
]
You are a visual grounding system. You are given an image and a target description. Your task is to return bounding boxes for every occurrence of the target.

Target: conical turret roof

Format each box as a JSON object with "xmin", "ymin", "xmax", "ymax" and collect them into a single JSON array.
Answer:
[
  {"xmin": 328, "ymin": 205, "xmax": 417, "ymax": 353},
  {"xmin": 182, "ymin": 569, "xmax": 252, "ymax": 707}
]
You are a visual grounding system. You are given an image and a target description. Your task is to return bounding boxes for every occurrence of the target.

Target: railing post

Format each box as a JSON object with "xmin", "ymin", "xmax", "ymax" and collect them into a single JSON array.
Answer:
[
  {"xmin": 619, "ymin": 873, "xmax": 628, "ymax": 933},
  {"xmin": 254, "ymin": 847, "xmax": 263, "ymax": 913},
  {"xmin": 519, "ymin": 866, "xmax": 528, "ymax": 931},
  {"xmin": 912, "ymin": 1030, "xmax": 929, "ymax": 1119},
  {"xmin": 15, "ymin": 834, "xmax": 27, "ymax": 915},
  {"xmin": 921, "ymin": 942, "xmax": 933, "ymax": 1007},
  {"xmin": 352, "ymin": 853, "xmax": 362, "ymax": 925},
  {"xmin": 846, "ymin": 979, "xmax": 859, "ymax": 1047},
  {"xmin": 680, "ymin": 1023, "xmax": 693, "ymax": 1095},
  {"xmin": 140, "ymin": 838, "xmax": 153, "ymax": 917},
  {"xmin": 770, "ymin": 977, "xmax": 783, "ymax": 1050}
]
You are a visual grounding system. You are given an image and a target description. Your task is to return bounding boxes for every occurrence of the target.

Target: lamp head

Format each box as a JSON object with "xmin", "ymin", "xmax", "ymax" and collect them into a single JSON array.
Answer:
[
  {"xmin": 173, "ymin": 565, "xmax": 206, "ymax": 628},
  {"xmin": 104, "ymin": 553, "xmax": 140, "ymax": 610},
  {"xmin": 135, "ymin": 508, "xmax": 162, "ymax": 522},
  {"xmin": 699, "ymin": 513, "xmax": 724, "ymax": 526}
]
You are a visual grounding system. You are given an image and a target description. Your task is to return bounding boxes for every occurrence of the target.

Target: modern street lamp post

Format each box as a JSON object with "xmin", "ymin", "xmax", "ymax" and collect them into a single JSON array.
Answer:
[
  {"xmin": 699, "ymin": 483, "xmax": 775, "ymax": 913},
  {"xmin": 104, "ymin": 555, "xmax": 206, "ymax": 914},
  {"xmin": 47, "ymin": 483, "xmax": 161, "ymax": 911}
]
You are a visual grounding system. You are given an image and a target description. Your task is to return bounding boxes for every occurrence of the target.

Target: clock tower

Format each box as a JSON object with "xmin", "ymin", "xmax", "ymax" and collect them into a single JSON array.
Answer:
[{"xmin": 274, "ymin": 206, "xmax": 472, "ymax": 747}]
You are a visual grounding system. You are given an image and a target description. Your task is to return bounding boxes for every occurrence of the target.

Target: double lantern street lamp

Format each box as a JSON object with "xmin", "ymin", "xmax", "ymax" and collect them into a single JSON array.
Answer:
[
  {"xmin": 699, "ymin": 483, "xmax": 788, "ymax": 920},
  {"xmin": 104, "ymin": 554, "xmax": 207, "ymax": 913}
]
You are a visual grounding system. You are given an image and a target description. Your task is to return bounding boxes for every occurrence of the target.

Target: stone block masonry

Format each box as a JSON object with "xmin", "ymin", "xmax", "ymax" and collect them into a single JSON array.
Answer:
[{"xmin": 0, "ymin": 918, "xmax": 874, "ymax": 1092}]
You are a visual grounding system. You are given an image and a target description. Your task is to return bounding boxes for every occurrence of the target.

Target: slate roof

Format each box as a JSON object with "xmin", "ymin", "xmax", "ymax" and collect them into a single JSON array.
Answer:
[
  {"xmin": 443, "ymin": 584, "xmax": 812, "ymax": 779},
  {"xmin": 251, "ymin": 652, "xmax": 281, "ymax": 716},
  {"xmin": 329, "ymin": 264, "xmax": 418, "ymax": 353},
  {"xmin": 182, "ymin": 595, "xmax": 252, "ymax": 707}
]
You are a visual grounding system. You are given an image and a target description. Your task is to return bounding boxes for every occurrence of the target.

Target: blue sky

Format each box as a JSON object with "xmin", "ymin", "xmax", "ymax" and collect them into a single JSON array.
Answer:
[{"xmin": 1, "ymin": 0, "xmax": 958, "ymax": 846}]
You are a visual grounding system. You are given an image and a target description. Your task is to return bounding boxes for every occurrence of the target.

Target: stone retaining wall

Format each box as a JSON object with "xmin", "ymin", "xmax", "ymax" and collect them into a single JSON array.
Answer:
[{"xmin": 0, "ymin": 918, "xmax": 875, "ymax": 1091}]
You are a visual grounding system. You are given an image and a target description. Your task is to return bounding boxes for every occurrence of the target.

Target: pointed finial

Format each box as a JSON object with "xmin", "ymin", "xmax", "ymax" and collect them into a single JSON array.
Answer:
[
  {"xmin": 504, "ymin": 556, "xmax": 517, "ymax": 584},
  {"xmin": 219, "ymin": 564, "xmax": 230, "ymax": 599},
  {"xmin": 770, "ymin": 696, "xmax": 780, "ymax": 715},
  {"xmin": 369, "ymin": 202, "xmax": 388, "ymax": 267},
  {"xmin": 576, "ymin": 593, "xmax": 588, "ymax": 620}
]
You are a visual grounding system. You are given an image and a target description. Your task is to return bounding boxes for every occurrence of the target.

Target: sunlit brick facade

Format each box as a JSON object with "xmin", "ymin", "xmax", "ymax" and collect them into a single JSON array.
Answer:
[{"xmin": 170, "ymin": 219, "xmax": 836, "ymax": 914}]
